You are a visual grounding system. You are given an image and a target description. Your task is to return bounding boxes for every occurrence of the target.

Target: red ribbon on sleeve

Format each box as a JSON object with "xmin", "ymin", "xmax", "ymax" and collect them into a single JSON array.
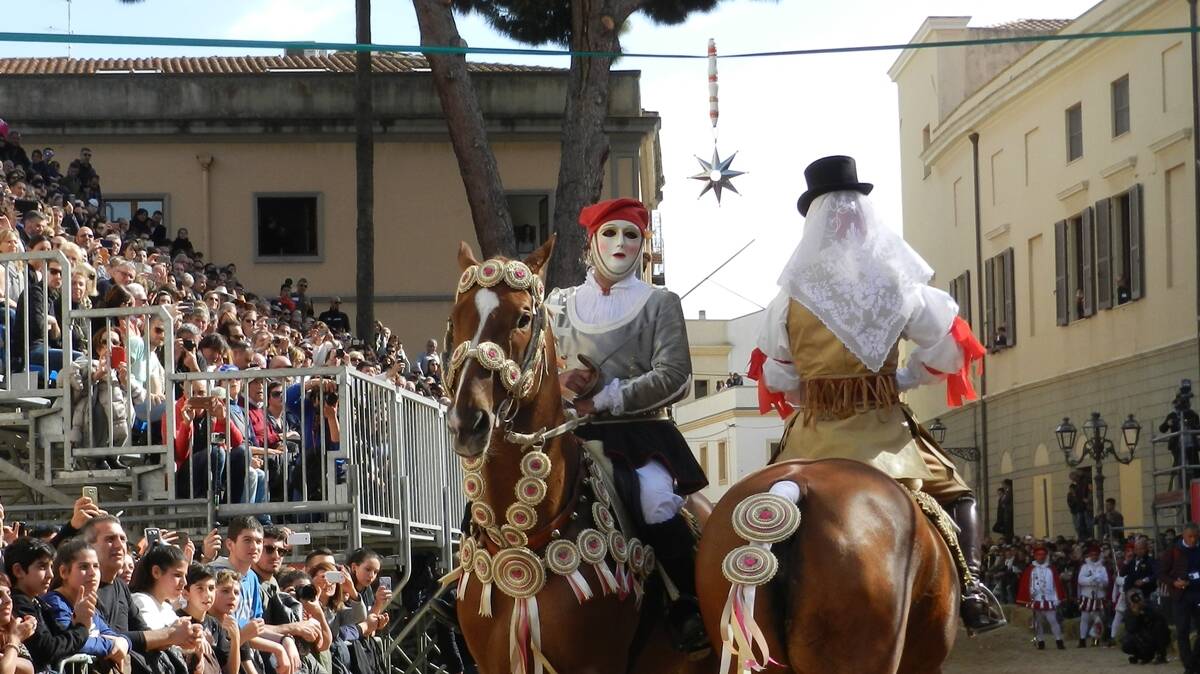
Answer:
[
  {"xmin": 925, "ymin": 316, "xmax": 985, "ymax": 408},
  {"xmin": 749, "ymin": 348, "xmax": 795, "ymax": 419}
]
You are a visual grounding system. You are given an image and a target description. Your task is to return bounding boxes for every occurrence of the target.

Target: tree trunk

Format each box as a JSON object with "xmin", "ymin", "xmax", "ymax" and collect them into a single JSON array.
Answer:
[
  {"xmin": 354, "ymin": 0, "xmax": 375, "ymax": 339},
  {"xmin": 546, "ymin": 1, "xmax": 639, "ymax": 289},
  {"xmin": 413, "ymin": 0, "xmax": 515, "ymax": 258}
]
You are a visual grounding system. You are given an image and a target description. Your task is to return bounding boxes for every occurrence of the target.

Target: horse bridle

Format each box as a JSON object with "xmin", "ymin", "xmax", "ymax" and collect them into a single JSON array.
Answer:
[{"xmin": 445, "ymin": 258, "xmax": 549, "ymax": 430}]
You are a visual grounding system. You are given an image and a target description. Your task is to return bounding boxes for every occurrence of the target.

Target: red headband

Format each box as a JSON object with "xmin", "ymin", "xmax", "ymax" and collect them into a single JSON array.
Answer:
[{"xmin": 578, "ymin": 198, "xmax": 649, "ymax": 238}]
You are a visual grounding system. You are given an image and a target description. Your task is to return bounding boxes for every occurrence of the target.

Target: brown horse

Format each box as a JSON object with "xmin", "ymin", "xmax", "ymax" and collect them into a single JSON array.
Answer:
[
  {"xmin": 447, "ymin": 238, "xmax": 714, "ymax": 674},
  {"xmin": 695, "ymin": 459, "xmax": 958, "ymax": 674}
]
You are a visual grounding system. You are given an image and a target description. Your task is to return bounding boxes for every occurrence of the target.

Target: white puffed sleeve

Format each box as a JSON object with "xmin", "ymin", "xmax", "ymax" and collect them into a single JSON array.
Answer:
[
  {"xmin": 756, "ymin": 291, "xmax": 802, "ymax": 397},
  {"xmin": 897, "ymin": 285, "xmax": 964, "ymax": 392}
]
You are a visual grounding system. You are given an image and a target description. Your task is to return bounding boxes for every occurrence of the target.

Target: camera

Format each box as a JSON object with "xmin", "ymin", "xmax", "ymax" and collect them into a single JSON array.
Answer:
[
  {"xmin": 1188, "ymin": 571, "xmax": 1200, "ymax": 582},
  {"xmin": 324, "ymin": 391, "xmax": 339, "ymax": 407},
  {"xmin": 295, "ymin": 584, "xmax": 319, "ymax": 602},
  {"xmin": 182, "ymin": 338, "xmax": 196, "ymax": 352}
]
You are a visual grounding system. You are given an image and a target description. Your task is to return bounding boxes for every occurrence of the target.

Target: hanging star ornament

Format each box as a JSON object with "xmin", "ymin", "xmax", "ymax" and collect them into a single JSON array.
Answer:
[{"xmin": 690, "ymin": 147, "xmax": 745, "ymax": 204}]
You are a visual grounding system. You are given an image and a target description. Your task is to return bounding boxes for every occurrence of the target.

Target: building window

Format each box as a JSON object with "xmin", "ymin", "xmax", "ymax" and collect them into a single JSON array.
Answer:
[
  {"xmin": 699, "ymin": 444, "xmax": 709, "ymax": 478},
  {"xmin": 1066, "ymin": 103, "xmax": 1083, "ymax": 162},
  {"xmin": 1111, "ymin": 75, "xmax": 1130, "ymax": 137},
  {"xmin": 506, "ymin": 193, "xmax": 551, "ymax": 256},
  {"xmin": 1055, "ymin": 208, "xmax": 1096, "ymax": 325},
  {"xmin": 256, "ymin": 194, "xmax": 320, "ymax": 259},
  {"xmin": 948, "ymin": 270, "xmax": 972, "ymax": 327},
  {"xmin": 984, "ymin": 249, "xmax": 1015, "ymax": 351},
  {"xmin": 694, "ymin": 380, "xmax": 709, "ymax": 399},
  {"xmin": 1094, "ymin": 184, "xmax": 1145, "ymax": 309},
  {"xmin": 718, "ymin": 441, "xmax": 728, "ymax": 485},
  {"xmin": 105, "ymin": 197, "xmax": 165, "ymax": 229}
]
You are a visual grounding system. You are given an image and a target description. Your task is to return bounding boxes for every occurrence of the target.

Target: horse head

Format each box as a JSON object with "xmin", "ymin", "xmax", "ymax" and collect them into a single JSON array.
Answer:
[{"xmin": 446, "ymin": 236, "xmax": 557, "ymax": 458}]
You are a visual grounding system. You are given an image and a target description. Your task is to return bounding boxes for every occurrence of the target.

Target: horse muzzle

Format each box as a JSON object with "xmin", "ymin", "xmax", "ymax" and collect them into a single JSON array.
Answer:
[{"xmin": 449, "ymin": 407, "xmax": 493, "ymax": 458}]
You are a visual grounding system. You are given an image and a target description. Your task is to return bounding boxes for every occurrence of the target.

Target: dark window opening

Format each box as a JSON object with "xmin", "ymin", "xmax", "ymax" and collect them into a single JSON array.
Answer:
[
  {"xmin": 257, "ymin": 196, "xmax": 319, "ymax": 258},
  {"xmin": 694, "ymin": 379, "xmax": 709, "ymax": 400},
  {"xmin": 507, "ymin": 193, "xmax": 551, "ymax": 256},
  {"xmin": 1112, "ymin": 75, "xmax": 1130, "ymax": 137},
  {"xmin": 1066, "ymin": 103, "xmax": 1083, "ymax": 161}
]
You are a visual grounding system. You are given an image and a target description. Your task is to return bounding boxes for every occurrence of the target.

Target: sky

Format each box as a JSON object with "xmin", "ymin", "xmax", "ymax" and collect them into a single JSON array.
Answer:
[{"xmin": 4, "ymin": 0, "xmax": 1104, "ymax": 318}]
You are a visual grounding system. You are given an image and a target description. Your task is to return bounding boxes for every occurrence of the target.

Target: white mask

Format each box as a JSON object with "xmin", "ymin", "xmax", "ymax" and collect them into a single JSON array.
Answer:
[{"xmin": 589, "ymin": 219, "xmax": 644, "ymax": 282}]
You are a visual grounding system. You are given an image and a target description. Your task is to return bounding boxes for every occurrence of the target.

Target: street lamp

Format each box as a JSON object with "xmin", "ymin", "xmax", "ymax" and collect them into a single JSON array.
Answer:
[
  {"xmin": 1054, "ymin": 411, "xmax": 1141, "ymax": 540},
  {"xmin": 927, "ymin": 418, "xmax": 980, "ymax": 462}
]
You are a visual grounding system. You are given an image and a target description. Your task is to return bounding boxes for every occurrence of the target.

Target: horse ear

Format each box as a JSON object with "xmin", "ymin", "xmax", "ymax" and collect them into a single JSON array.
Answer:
[
  {"xmin": 457, "ymin": 241, "xmax": 480, "ymax": 271},
  {"xmin": 523, "ymin": 234, "xmax": 556, "ymax": 277}
]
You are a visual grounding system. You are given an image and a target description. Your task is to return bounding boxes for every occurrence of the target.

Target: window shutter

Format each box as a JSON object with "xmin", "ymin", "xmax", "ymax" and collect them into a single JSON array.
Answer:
[
  {"xmin": 949, "ymin": 277, "xmax": 959, "ymax": 309},
  {"xmin": 1004, "ymin": 248, "xmax": 1016, "ymax": 346},
  {"xmin": 1055, "ymin": 219, "xmax": 1069, "ymax": 326},
  {"xmin": 1130, "ymin": 183, "xmax": 1144, "ymax": 300},
  {"xmin": 1095, "ymin": 197, "xmax": 1112, "ymax": 310},
  {"xmin": 984, "ymin": 256, "xmax": 996, "ymax": 349},
  {"xmin": 1081, "ymin": 206, "xmax": 1095, "ymax": 317}
]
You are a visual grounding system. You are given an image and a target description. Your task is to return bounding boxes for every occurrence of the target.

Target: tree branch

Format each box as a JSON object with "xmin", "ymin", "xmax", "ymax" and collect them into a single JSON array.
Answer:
[{"xmin": 413, "ymin": 0, "xmax": 515, "ymax": 259}]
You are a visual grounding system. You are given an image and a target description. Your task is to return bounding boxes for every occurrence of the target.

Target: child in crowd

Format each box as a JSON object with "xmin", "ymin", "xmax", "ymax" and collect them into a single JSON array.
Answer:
[
  {"xmin": 129, "ymin": 544, "xmax": 189, "ymax": 630},
  {"xmin": 41, "ymin": 539, "xmax": 131, "ymax": 670},
  {"xmin": 5, "ymin": 536, "xmax": 89, "ymax": 669},
  {"xmin": 209, "ymin": 570, "xmax": 266, "ymax": 674},
  {"xmin": 181, "ymin": 564, "xmax": 240, "ymax": 674}
]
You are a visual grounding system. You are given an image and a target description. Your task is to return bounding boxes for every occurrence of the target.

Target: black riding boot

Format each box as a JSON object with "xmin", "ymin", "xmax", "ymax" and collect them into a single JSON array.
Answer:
[
  {"xmin": 948, "ymin": 494, "xmax": 1006, "ymax": 634},
  {"xmin": 644, "ymin": 514, "xmax": 710, "ymax": 654}
]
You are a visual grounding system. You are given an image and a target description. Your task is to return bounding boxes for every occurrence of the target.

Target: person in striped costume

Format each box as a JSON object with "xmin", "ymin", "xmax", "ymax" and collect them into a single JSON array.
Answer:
[
  {"xmin": 1017, "ymin": 545, "xmax": 1066, "ymax": 650},
  {"xmin": 1077, "ymin": 545, "xmax": 1110, "ymax": 647}
]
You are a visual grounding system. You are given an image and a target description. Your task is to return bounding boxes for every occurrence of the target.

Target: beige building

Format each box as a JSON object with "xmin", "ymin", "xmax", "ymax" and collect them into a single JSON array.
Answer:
[
  {"xmin": 890, "ymin": 0, "xmax": 1197, "ymax": 540},
  {"xmin": 0, "ymin": 52, "xmax": 662, "ymax": 349},
  {"xmin": 674, "ymin": 311, "xmax": 785, "ymax": 503}
]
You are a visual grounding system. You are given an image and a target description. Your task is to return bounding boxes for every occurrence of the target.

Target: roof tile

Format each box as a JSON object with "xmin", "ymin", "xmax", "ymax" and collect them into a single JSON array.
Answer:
[{"xmin": 0, "ymin": 52, "xmax": 555, "ymax": 76}]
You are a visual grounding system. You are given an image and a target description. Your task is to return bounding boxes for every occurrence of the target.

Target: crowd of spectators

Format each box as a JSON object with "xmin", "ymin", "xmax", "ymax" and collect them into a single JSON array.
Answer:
[
  {"xmin": 0, "ymin": 125, "xmax": 457, "ymax": 510},
  {"xmin": 981, "ymin": 525, "xmax": 1198, "ymax": 667},
  {"xmin": 0, "ymin": 498, "xmax": 397, "ymax": 674}
]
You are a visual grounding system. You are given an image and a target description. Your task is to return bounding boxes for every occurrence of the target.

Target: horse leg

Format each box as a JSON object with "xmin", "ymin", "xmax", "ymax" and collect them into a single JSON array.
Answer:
[{"xmin": 895, "ymin": 501, "xmax": 958, "ymax": 674}]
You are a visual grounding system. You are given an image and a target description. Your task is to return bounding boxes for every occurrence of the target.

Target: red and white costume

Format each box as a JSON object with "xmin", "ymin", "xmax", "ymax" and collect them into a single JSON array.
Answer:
[
  {"xmin": 1077, "ymin": 551, "xmax": 1109, "ymax": 640},
  {"xmin": 1017, "ymin": 552, "xmax": 1066, "ymax": 644}
]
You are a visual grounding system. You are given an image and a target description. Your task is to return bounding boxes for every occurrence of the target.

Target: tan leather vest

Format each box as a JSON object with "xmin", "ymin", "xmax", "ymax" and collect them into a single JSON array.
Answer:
[{"xmin": 786, "ymin": 299, "xmax": 900, "ymax": 425}]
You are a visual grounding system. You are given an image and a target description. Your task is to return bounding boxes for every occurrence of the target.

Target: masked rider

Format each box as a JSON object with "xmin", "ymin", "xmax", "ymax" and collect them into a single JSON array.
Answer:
[
  {"xmin": 751, "ymin": 155, "xmax": 1004, "ymax": 634},
  {"xmin": 549, "ymin": 197, "xmax": 709, "ymax": 653}
]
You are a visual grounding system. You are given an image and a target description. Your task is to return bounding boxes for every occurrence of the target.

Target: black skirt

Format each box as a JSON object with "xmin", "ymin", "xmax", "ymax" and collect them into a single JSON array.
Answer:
[{"xmin": 574, "ymin": 419, "xmax": 708, "ymax": 497}]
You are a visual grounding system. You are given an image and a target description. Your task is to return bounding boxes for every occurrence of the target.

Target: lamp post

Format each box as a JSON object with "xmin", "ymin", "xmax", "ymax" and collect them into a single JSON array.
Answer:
[
  {"xmin": 928, "ymin": 418, "xmax": 981, "ymax": 462},
  {"xmin": 1055, "ymin": 412, "xmax": 1142, "ymax": 540}
]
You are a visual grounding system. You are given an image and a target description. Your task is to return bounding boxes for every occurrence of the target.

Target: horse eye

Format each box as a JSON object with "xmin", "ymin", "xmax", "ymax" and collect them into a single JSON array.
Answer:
[{"xmin": 517, "ymin": 313, "xmax": 532, "ymax": 329}]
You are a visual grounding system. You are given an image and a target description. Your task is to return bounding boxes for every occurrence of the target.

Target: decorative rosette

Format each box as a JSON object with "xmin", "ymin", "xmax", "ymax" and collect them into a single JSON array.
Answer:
[
  {"xmin": 608, "ymin": 531, "xmax": 631, "ymax": 598},
  {"xmin": 485, "ymin": 527, "xmax": 505, "ymax": 548},
  {"xmin": 591, "ymin": 477, "xmax": 612, "ymax": 507},
  {"xmin": 515, "ymin": 477, "xmax": 547, "ymax": 505},
  {"xmin": 504, "ymin": 261, "xmax": 534, "ymax": 289},
  {"xmin": 456, "ymin": 536, "xmax": 477, "ymax": 597},
  {"xmin": 643, "ymin": 547, "xmax": 656, "ymax": 578},
  {"xmin": 628, "ymin": 539, "xmax": 646, "ymax": 606},
  {"xmin": 470, "ymin": 502, "xmax": 496, "ymax": 529},
  {"xmin": 475, "ymin": 341, "xmax": 506, "ymax": 371},
  {"xmin": 456, "ymin": 266, "xmax": 479, "ymax": 295},
  {"xmin": 447, "ymin": 341, "xmax": 471, "ymax": 384},
  {"xmin": 588, "ymin": 461, "xmax": 604, "ymax": 485},
  {"xmin": 462, "ymin": 472, "xmax": 484, "ymax": 502},
  {"xmin": 731, "ymin": 493, "xmax": 801, "ymax": 544},
  {"xmin": 722, "ymin": 545, "xmax": 778, "ymax": 587},
  {"xmin": 477, "ymin": 260, "xmax": 504, "ymax": 288},
  {"xmin": 500, "ymin": 525, "xmax": 529, "ymax": 549},
  {"xmin": 577, "ymin": 528, "xmax": 618, "ymax": 596},
  {"xmin": 546, "ymin": 539, "xmax": 593, "ymax": 604},
  {"xmin": 592, "ymin": 503, "xmax": 616, "ymax": 533},
  {"xmin": 472, "ymin": 549, "xmax": 495, "ymax": 617},
  {"xmin": 492, "ymin": 548, "xmax": 546, "ymax": 599},
  {"xmin": 521, "ymin": 451, "xmax": 552, "ymax": 479},
  {"xmin": 505, "ymin": 503, "xmax": 537, "ymax": 531},
  {"xmin": 460, "ymin": 453, "xmax": 485, "ymax": 471},
  {"xmin": 531, "ymin": 276, "xmax": 545, "ymax": 305}
]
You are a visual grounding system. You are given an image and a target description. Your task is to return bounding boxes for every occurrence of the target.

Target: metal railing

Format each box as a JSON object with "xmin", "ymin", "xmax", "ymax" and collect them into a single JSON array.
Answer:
[{"xmin": 0, "ymin": 251, "xmax": 74, "ymax": 399}]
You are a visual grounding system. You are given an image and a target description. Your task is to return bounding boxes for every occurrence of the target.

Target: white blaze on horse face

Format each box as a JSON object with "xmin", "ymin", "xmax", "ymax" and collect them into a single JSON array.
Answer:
[
  {"xmin": 590, "ymin": 220, "xmax": 644, "ymax": 283},
  {"xmin": 472, "ymin": 288, "xmax": 500, "ymax": 346}
]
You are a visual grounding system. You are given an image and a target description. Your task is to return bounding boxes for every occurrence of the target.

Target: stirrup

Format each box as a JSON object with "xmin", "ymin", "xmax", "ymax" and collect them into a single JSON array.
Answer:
[{"xmin": 962, "ymin": 581, "xmax": 1007, "ymax": 636}]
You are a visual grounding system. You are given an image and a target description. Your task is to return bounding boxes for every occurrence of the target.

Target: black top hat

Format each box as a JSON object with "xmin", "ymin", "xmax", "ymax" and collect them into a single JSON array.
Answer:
[{"xmin": 796, "ymin": 155, "xmax": 874, "ymax": 216}]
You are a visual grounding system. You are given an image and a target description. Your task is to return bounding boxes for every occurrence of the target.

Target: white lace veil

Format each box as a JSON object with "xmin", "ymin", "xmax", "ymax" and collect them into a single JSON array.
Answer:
[{"xmin": 778, "ymin": 190, "xmax": 933, "ymax": 372}]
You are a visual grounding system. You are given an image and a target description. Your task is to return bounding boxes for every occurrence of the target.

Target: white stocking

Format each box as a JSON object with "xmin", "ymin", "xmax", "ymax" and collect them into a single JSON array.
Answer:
[{"xmin": 1111, "ymin": 610, "xmax": 1125, "ymax": 640}]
